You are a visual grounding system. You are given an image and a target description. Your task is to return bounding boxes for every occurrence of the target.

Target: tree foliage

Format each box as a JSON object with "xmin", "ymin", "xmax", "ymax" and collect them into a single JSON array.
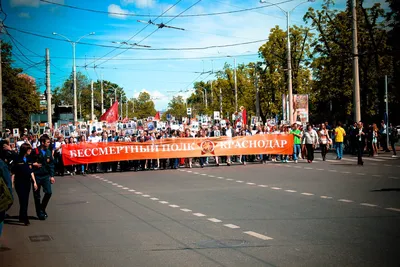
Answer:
[{"xmin": 131, "ymin": 92, "xmax": 156, "ymax": 119}]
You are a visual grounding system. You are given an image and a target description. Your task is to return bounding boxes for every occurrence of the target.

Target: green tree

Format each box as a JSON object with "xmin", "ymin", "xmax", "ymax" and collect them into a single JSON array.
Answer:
[
  {"xmin": 1, "ymin": 42, "xmax": 40, "ymax": 129},
  {"xmin": 132, "ymin": 92, "xmax": 156, "ymax": 119},
  {"xmin": 162, "ymin": 96, "xmax": 187, "ymax": 121}
]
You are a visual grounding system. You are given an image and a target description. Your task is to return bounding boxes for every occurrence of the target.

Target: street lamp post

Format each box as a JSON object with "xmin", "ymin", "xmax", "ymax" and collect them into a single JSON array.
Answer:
[
  {"xmin": 53, "ymin": 32, "xmax": 95, "ymax": 124},
  {"xmin": 259, "ymin": 0, "xmax": 314, "ymax": 125}
]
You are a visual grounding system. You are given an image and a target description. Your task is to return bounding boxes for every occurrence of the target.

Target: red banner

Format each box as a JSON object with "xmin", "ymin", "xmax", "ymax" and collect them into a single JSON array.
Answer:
[
  {"xmin": 62, "ymin": 134, "xmax": 294, "ymax": 165},
  {"xmin": 100, "ymin": 101, "xmax": 119, "ymax": 123}
]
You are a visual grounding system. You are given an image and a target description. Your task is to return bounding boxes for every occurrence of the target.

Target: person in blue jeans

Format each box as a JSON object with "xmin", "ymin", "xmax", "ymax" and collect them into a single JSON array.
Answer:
[{"xmin": 290, "ymin": 123, "xmax": 302, "ymax": 163}]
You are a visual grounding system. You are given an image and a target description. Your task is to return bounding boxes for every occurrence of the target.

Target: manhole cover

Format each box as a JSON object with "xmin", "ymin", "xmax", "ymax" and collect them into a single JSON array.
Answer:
[
  {"xmin": 196, "ymin": 239, "xmax": 250, "ymax": 248},
  {"xmin": 29, "ymin": 235, "xmax": 53, "ymax": 242}
]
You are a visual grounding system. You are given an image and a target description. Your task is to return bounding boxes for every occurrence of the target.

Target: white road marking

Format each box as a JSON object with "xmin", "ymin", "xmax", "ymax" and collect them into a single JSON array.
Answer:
[
  {"xmin": 304, "ymin": 167, "xmax": 313, "ymax": 170},
  {"xmin": 294, "ymin": 166, "xmax": 301, "ymax": 168},
  {"xmin": 246, "ymin": 182, "xmax": 256, "ymax": 185},
  {"xmin": 107, "ymin": 181, "xmax": 113, "ymax": 183},
  {"xmin": 384, "ymin": 164, "xmax": 392, "ymax": 167},
  {"xmin": 209, "ymin": 175, "xmax": 215, "ymax": 178},
  {"xmin": 128, "ymin": 189, "xmax": 135, "ymax": 192},
  {"xmin": 193, "ymin": 213, "xmax": 206, "ymax": 217},
  {"xmin": 122, "ymin": 187, "xmax": 129, "ymax": 190},
  {"xmin": 226, "ymin": 178, "xmax": 233, "ymax": 181},
  {"xmin": 169, "ymin": 204, "xmax": 180, "ymax": 208},
  {"xmin": 117, "ymin": 185, "xmax": 123, "ymax": 188},
  {"xmin": 258, "ymin": 185, "xmax": 268, "ymax": 187},
  {"xmin": 208, "ymin": 218, "xmax": 222, "ymax": 223},
  {"xmin": 236, "ymin": 180, "xmax": 244, "ymax": 183},
  {"xmin": 180, "ymin": 208, "xmax": 192, "ymax": 212},
  {"xmin": 301, "ymin": 192, "xmax": 314, "ymax": 196},
  {"xmin": 187, "ymin": 171, "xmax": 192, "ymax": 173},
  {"xmin": 385, "ymin": 208, "xmax": 400, "ymax": 212},
  {"xmin": 135, "ymin": 192, "xmax": 143, "ymax": 195},
  {"xmin": 224, "ymin": 224, "xmax": 240, "ymax": 229},
  {"xmin": 112, "ymin": 183, "xmax": 118, "ymax": 185},
  {"xmin": 342, "ymin": 171, "xmax": 351, "ymax": 174},
  {"xmin": 271, "ymin": 187, "xmax": 281, "ymax": 190},
  {"xmin": 159, "ymin": 201, "xmax": 169, "ymax": 204},
  {"xmin": 389, "ymin": 176, "xmax": 399, "ymax": 179},
  {"xmin": 285, "ymin": 190, "xmax": 297, "ymax": 193},
  {"xmin": 328, "ymin": 169, "xmax": 337, "ymax": 172},
  {"xmin": 316, "ymin": 168, "xmax": 324, "ymax": 171},
  {"xmin": 150, "ymin": 198, "xmax": 159, "ymax": 200},
  {"xmin": 372, "ymin": 174, "xmax": 382, "ymax": 177},
  {"xmin": 244, "ymin": 231, "xmax": 273, "ymax": 240},
  {"xmin": 142, "ymin": 195, "xmax": 151, "ymax": 197},
  {"xmin": 320, "ymin": 196, "xmax": 333, "ymax": 199},
  {"xmin": 338, "ymin": 199, "xmax": 353, "ymax": 203},
  {"xmin": 356, "ymin": 173, "xmax": 365, "ymax": 176},
  {"xmin": 193, "ymin": 172, "xmax": 199, "ymax": 174},
  {"xmin": 360, "ymin": 203, "xmax": 378, "ymax": 207},
  {"xmin": 201, "ymin": 174, "xmax": 207, "ymax": 176},
  {"xmin": 217, "ymin": 177, "xmax": 224, "ymax": 179}
]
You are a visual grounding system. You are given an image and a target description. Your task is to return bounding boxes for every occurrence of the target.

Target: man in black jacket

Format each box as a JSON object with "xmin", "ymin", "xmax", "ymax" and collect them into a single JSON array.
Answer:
[{"xmin": 356, "ymin": 121, "xmax": 367, "ymax": 166}]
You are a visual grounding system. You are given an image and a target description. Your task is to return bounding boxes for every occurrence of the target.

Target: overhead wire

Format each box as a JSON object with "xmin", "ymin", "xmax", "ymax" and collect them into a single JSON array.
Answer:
[{"xmin": 39, "ymin": 0, "xmax": 298, "ymax": 18}]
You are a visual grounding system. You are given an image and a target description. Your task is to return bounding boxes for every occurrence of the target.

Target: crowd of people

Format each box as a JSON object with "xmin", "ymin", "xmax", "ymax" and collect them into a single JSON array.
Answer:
[{"xmin": 0, "ymin": 120, "xmax": 398, "ymax": 248}]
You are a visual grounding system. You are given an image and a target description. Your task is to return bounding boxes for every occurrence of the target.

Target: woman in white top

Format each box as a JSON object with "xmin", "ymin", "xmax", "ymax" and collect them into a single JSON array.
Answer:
[
  {"xmin": 318, "ymin": 123, "xmax": 331, "ymax": 161},
  {"xmin": 302, "ymin": 125, "xmax": 318, "ymax": 163}
]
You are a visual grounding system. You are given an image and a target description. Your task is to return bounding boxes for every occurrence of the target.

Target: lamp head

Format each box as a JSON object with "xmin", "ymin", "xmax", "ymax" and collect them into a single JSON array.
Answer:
[
  {"xmin": 90, "ymin": 32, "xmax": 95, "ymax": 35},
  {"xmin": 52, "ymin": 32, "xmax": 57, "ymax": 35}
]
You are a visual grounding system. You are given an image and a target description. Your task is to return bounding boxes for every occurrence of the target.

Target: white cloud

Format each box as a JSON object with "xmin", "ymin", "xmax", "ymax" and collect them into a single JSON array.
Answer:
[
  {"xmin": 18, "ymin": 12, "xmax": 31, "ymax": 18},
  {"xmin": 108, "ymin": 4, "xmax": 130, "ymax": 20},
  {"xmin": 121, "ymin": 0, "xmax": 155, "ymax": 8}
]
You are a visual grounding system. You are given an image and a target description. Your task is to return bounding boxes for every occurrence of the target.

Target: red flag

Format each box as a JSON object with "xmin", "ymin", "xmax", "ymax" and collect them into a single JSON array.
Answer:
[
  {"xmin": 122, "ymin": 117, "xmax": 129, "ymax": 123},
  {"xmin": 154, "ymin": 111, "xmax": 160, "ymax": 121},
  {"xmin": 100, "ymin": 101, "xmax": 119, "ymax": 123},
  {"xmin": 242, "ymin": 108, "xmax": 247, "ymax": 127}
]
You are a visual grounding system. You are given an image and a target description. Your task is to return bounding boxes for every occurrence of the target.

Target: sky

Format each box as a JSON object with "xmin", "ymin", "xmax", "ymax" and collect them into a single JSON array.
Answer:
[{"xmin": 1, "ymin": 0, "xmax": 382, "ymax": 111}]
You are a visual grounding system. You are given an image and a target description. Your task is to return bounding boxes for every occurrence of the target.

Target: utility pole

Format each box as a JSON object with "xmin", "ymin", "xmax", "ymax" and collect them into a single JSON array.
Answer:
[
  {"xmin": 220, "ymin": 87, "xmax": 222, "ymax": 116},
  {"xmin": 205, "ymin": 88, "xmax": 208, "ymax": 110},
  {"xmin": 126, "ymin": 99, "xmax": 128, "ymax": 119},
  {"xmin": 287, "ymin": 12, "xmax": 294, "ymax": 125},
  {"xmin": 110, "ymin": 98, "xmax": 113, "ymax": 107},
  {"xmin": 46, "ymin": 48, "xmax": 52, "ymax": 128},
  {"xmin": 254, "ymin": 65, "xmax": 260, "ymax": 118},
  {"xmin": 0, "ymin": 40, "xmax": 3, "ymax": 132},
  {"xmin": 101, "ymin": 73, "xmax": 104, "ymax": 114},
  {"xmin": 210, "ymin": 80, "xmax": 213, "ymax": 104},
  {"xmin": 385, "ymin": 75, "xmax": 389, "ymax": 148},
  {"xmin": 352, "ymin": 0, "xmax": 361, "ymax": 122},
  {"xmin": 91, "ymin": 80, "xmax": 94, "ymax": 121},
  {"xmin": 120, "ymin": 93, "xmax": 123, "ymax": 118},
  {"xmin": 234, "ymin": 57, "xmax": 238, "ymax": 112}
]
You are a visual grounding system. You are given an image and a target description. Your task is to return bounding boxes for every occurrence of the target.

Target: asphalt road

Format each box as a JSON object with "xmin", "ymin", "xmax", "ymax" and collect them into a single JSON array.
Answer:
[{"xmin": 1, "ymin": 153, "xmax": 400, "ymax": 267}]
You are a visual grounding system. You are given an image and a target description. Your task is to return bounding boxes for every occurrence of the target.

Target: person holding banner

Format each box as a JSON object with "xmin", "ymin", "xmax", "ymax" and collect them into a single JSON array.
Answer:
[
  {"xmin": 225, "ymin": 123, "xmax": 235, "ymax": 166},
  {"xmin": 290, "ymin": 123, "xmax": 302, "ymax": 164}
]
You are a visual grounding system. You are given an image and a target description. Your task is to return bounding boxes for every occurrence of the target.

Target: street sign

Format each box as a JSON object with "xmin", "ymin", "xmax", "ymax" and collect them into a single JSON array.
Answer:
[{"xmin": 187, "ymin": 108, "xmax": 192, "ymax": 115}]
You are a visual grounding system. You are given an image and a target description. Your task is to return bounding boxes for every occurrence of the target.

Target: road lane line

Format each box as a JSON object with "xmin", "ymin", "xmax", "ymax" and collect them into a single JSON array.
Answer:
[
  {"xmin": 384, "ymin": 164, "xmax": 392, "ymax": 167},
  {"xmin": 244, "ymin": 231, "xmax": 273, "ymax": 240},
  {"xmin": 385, "ymin": 208, "xmax": 400, "ymax": 212},
  {"xmin": 246, "ymin": 182, "xmax": 256, "ymax": 185},
  {"xmin": 201, "ymin": 174, "xmax": 207, "ymax": 176},
  {"xmin": 117, "ymin": 185, "xmax": 123, "ymax": 188},
  {"xmin": 180, "ymin": 208, "xmax": 192, "ymax": 212},
  {"xmin": 135, "ymin": 192, "xmax": 143, "ymax": 195},
  {"xmin": 301, "ymin": 192, "xmax": 314, "ymax": 196},
  {"xmin": 208, "ymin": 218, "xmax": 222, "ymax": 223},
  {"xmin": 304, "ymin": 167, "xmax": 313, "ymax": 170},
  {"xmin": 224, "ymin": 224, "xmax": 240, "ymax": 229},
  {"xmin": 128, "ymin": 189, "xmax": 135, "ymax": 192},
  {"xmin": 360, "ymin": 203, "xmax": 378, "ymax": 207},
  {"xmin": 356, "ymin": 173, "xmax": 365, "ymax": 176},
  {"xmin": 328, "ymin": 170, "xmax": 337, "ymax": 172},
  {"xmin": 187, "ymin": 171, "xmax": 192, "ymax": 173},
  {"xmin": 320, "ymin": 196, "xmax": 333, "ymax": 199},
  {"xmin": 285, "ymin": 190, "xmax": 297, "ymax": 193},
  {"xmin": 142, "ymin": 195, "xmax": 151, "ymax": 197},
  {"xmin": 258, "ymin": 185, "xmax": 268, "ymax": 187},
  {"xmin": 217, "ymin": 177, "xmax": 224, "ymax": 179},
  {"xmin": 226, "ymin": 178, "xmax": 233, "ymax": 181},
  {"xmin": 122, "ymin": 187, "xmax": 129, "ymax": 190},
  {"xmin": 338, "ymin": 199, "xmax": 353, "ymax": 203},
  {"xmin": 271, "ymin": 187, "xmax": 282, "ymax": 190},
  {"xmin": 316, "ymin": 168, "xmax": 324, "ymax": 171},
  {"xmin": 159, "ymin": 201, "xmax": 169, "ymax": 204},
  {"xmin": 193, "ymin": 213, "xmax": 206, "ymax": 217},
  {"xmin": 112, "ymin": 183, "xmax": 118, "ymax": 185},
  {"xmin": 372, "ymin": 174, "xmax": 382, "ymax": 177},
  {"xmin": 150, "ymin": 198, "xmax": 159, "ymax": 200},
  {"xmin": 236, "ymin": 180, "xmax": 244, "ymax": 183},
  {"xmin": 342, "ymin": 171, "xmax": 351, "ymax": 174},
  {"xmin": 389, "ymin": 176, "xmax": 399, "ymax": 179},
  {"xmin": 169, "ymin": 205, "xmax": 180, "ymax": 208},
  {"xmin": 193, "ymin": 172, "xmax": 199, "ymax": 174},
  {"xmin": 209, "ymin": 175, "xmax": 215, "ymax": 178}
]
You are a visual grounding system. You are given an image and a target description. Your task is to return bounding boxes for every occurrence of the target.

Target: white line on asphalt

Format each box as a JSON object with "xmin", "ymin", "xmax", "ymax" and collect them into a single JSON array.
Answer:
[
  {"xmin": 159, "ymin": 201, "xmax": 169, "ymax": 204},
  {"xmin": 187, "ymin": 171, "xmax": 192, "ymax": 173},
  {"xmin": 356, "ymin": 173, "xmax": 366, "ymax": 176},
  {"xmin": 304, "ymin": 167, "xmax": 313, "ymax": 170},
  {"xmin": 193, "ymin": 172, "xmax": 199, "ymax": 174},
  {"xmin": 107, "ymin": 181, "xmax": 113, "ymax": 183},
  {"xmin": 180, "ymin": 208, "xmax": 192, "ymax": 212},
  {"xmin": 117, "ymin": 185, "xmax": 123, "ymax": 188},
  {"xmin": 112, "ymin": 183, "xmax": 118, "ymax": 185},
  {"xmin": 258, "ymin": 185, "xmax": 268, "ymax": 187},
  {"xmin": 316, "ymin": 168, "xmax": 324, "ymax": 171},
  {"xmin": 385, "ymin": 208, "xmax": 400, "ymax": 212},
  {"xmin": 389, "ymin": 176, "xmax": 399, "ymax": 179},
  {"xmin": 301, "ymin": 192, "xmax": 314, "ymax": 196},
  {"xmin": 384, "ymin": 164, "xmax": 392, "ymax": 167},
  {"xmin": 135, "ymin": 192, "xmax": 143, "ymax": 195},
  {"xmin": 193, "ymin": 213, "xmax": 206, "ymax": 217},
  {"xmin": 372, "ymin": 174, "xmax": 382, "ymax": 177},
  {"xmin": 338, "ymin": 199, "xmax": 353, "ymax": 203},
  {"xmin": 360, "ymin": 203, "xmax": 378, "ymax": 207},
  {"xmin": 142, "ymin": 195, "xmax": 151, "ymax": 197},
  {"xmin": 201, "ymin": 174, "xmax": 207, "ymax": 176},
  {"xmin": 224, "ymin": 224, "xmax": 240, "ymax": 229},
  {"xmin": 271, "ymin": 187, "xmax": 282, "ymax": 190},
  {"xmin": 286, "ymin": 165, "xmax": 292, "ymax": 167},
  {"xmin": 236, "ymin": 180, "xmax": 244, "ymax": 183},
  {"xmin": 246, "ymin": 182, "xmax": 256, "ymax": 185},
  {"xmin": 128, "ymin": 189, "xmax": 135, "ymax": 192},
  {"xmin": 169, "ymin": 204, "xmax": 180, "ymax": 208},
  {"xmin": 244, "ymin": 231, "xmax": 273, "ymax": 240},
  {"xmin": 209, "ymin": 175, "xmax": 215, "ymax": 178},
  {"xmin": 150, "ymin": 198, "xmax": 159, "ymax": 200},
  {"xmin": 122, "ymin": 187, "xmax": 129, "ymax": 190},
  {"xmin": 342, "ymin": 171, "xmax": 351, "ymax": 174},
  {"xmin": 285, "ymin": 190, "xmax": 297, "ymax": 193},
  {"xmin": 226, "ymin": 178, "xmax": 233, "ymax": 181},
  {"xmin": 217, "ymin": 177, "xmax": 224, "ymax": 179},
  {"xmin": 294, "ymin": 166, "xmax": 301, "ymax": 168},
  {"xmin": 208, "ymin": 218, "xmax": 222, "ymax": 223},
  {"xmin": 320, "ymin": 196, "xmax": 333, "ymax": 199},
  {"xmin": 328, "ymin": 170, "xmax": 337, "ymax": 172}
]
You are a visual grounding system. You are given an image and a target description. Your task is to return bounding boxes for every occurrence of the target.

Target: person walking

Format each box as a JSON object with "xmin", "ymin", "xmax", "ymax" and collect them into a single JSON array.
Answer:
[
  {"xmin": 318, "ymin": 123, "xmax": 331, "ymax": 161},
  {"xmin": 11, "ymin": 143, "xmax": 38, "ymax": 225},
  {"xmin": 389, "ymin": 123, "xmax": 398, "ymax": 158},
  {"xmin": 302, "ymin": 125, "xmax": 318, "ymax": 163},
  {"xmin": 356, "ymin": 121, "xmax": 367, "ymax": 165},
  {"xmin": 0, "ymin": 158, "xmax": 13, "ymax": 249},
  {"xmin": 31, "ymin": 135, "xmax": 55, "ymax": 220},
  {"xmin": 290, "ymin": 123, "xmax": 302, "ymax": 163},
  {"xmin": 334, "ymin": 122, "xmax": 346, "ymax": 160}
]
